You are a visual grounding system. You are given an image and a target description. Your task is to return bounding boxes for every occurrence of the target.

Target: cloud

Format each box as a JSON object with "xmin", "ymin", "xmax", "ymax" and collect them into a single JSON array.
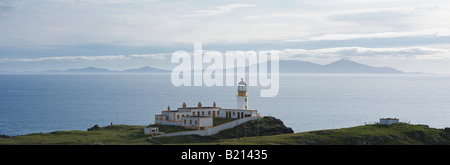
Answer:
[
  {"xmin": 129, "ymin": 53, "xmax": 168, "ymax": 60},
  {"xmin": 245, "ymin": 13, "xmax": 312, "ymax": 19},
  {"xmin": 284, "ymin": 29, "xmax": 450, "ymax": 42},
  {"xmin": 185, "ymin": 4, "xmax": 256, "ymax": 17},
  {"xmin": 48, "ymin": 0, "xmax": 159, "ymax": 4},
  {"xmin": 2, "ymin": 46, "xmax": 447, "ymax": 64},
  {"xmin": 327, "ymin": 7, "xmax": 418, "ymax": 23},
  {"xmin": 244, "ymin": 7, "xmax": 418, "ymax": 21},
  {"xmin": 0, "ymin": 55, "xmax": 130, "ymax": 62},
  {"xmin": 280, "ymin": 46, "xmax": 450, "ymax": 59},
  {"xmin": 245, "ymin": 6, "xmax": 448, "ymax": 43},
  {"xmin": 0, "ymin": 53, "xmax": 169, "ymax": 62}
]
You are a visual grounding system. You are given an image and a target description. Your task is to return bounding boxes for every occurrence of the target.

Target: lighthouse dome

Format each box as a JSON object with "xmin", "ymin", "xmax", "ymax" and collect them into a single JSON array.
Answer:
[{"xmin": 238, "ymin": 78, "xmax": 247, "ymax": 86}]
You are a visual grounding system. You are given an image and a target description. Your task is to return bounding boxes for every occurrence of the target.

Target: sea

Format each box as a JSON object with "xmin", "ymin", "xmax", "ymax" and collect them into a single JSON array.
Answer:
[{"xmin": 1, "ymin": 73, "xmax": 450, "ymax": 136}]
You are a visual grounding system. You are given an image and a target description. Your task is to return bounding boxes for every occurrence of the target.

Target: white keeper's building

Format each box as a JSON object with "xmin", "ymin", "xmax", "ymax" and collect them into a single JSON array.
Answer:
[
  {"xmin": 379, "ymin": 118, "xmax": 399, "ymax": 125},
  {"xmin": 154, "ymin": 79, "xmax": 258, "ymax": 130}
]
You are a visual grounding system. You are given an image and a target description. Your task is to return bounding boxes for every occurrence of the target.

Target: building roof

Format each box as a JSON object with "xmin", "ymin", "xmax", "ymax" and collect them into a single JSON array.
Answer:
[
  {"xmin": 220, "ymin": 108, "xmax": 257, "ymax": 111},
  {"xmin": 183, "ymin": 116, "xmax": 212, "ymax": 118},
  {"xmin": 179, "ymin": 107, "xmax": 220, "ymax": 109},
  {"xmin": 380, "ymin": 118, "xmax": 399, "ymax": 120}
]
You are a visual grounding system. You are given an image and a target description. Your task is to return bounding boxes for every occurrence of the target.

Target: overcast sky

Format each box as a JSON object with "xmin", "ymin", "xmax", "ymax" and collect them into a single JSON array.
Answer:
[{"xmin": 1, "ymin": 0, "xmax": 450, "ymax": 73}]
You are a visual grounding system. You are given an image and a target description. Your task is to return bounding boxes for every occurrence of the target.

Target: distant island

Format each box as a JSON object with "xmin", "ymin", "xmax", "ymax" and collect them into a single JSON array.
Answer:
[
  {"xmin": 0, "ymin": 59, "xmax": 415, "ymax": 74},
  {"xmin": 40, "ymin": 66, "xmax": 171, "ymax": 73},
  {"xmin": 277, "ymin": 59, "xmax": 406, "ymax": 74}
]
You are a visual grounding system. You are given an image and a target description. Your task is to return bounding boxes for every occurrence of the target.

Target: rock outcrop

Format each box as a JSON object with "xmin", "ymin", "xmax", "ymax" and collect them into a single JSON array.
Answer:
[{"xmin": 212, "ymin": 116, "xmax": 294, "ymax": 139}]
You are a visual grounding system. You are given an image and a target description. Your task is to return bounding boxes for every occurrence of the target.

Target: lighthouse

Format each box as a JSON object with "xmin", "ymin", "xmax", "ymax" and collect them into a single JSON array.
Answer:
[
  {"xmin": 155, "ymin": 77, "xmax": 259, "ymax": 128},
  {"xmin": 237, "ymin": 78, "xmax": 248, "ymax": 109}
]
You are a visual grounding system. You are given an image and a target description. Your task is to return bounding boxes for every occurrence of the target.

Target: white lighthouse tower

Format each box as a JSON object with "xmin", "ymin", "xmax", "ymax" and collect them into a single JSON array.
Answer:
[{"xmin": 237, "ymin": 78, "xmax": 248, "ymax": 109}]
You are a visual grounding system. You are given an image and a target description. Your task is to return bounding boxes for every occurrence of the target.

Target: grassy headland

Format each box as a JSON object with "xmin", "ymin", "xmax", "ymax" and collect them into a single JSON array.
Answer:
[
  {"xmin": 209, "ymin": 123, "xmax": 450, "ymax": 145},
  {"xmin": 1, "ymin": 117, "xmax": 449, "ymax": 145}
]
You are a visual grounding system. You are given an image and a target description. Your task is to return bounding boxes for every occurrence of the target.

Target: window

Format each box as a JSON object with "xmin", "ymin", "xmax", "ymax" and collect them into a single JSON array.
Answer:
[
  {"xmin": 195, "ymin": 120, "xmax": 198, "ymax": 125},
  {"xmin": 190, "ymin": 120, "xmax": 192, "ymax": 125},
  {"xmin": 192, "ymin": 112, "xmax": 195, "ymax": 116},
  {"xmin": 245, "ymin": 98, "xmax": 247, "ymax": 102},
  {"xmin": 184, "ymin": 120, "xmax": 186, "ymax": 124},
  {"xmin": 177, "ymin": 115, "xmax": 180, "ymax": 120},
  {"xmin": 245, "ymin": 105, "xmax": 248, "ymax": 109},
  {"xmin": 208, "ymin": 111, "xmax": 211, "ymax": 115},
  {"xmin": 202, "ymin": 111, "xmax": 204, "ymax": 116}
]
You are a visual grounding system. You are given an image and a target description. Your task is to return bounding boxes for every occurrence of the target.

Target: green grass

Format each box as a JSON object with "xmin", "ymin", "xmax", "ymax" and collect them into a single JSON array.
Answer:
[
  {"xmin": 0, "ymin": 125, "xmax": 149, "ymax": 145},
  {"xmin": 1, "ymin": 122, "xmax": 448, "ymax": 145},
  {"xmin": 0, "ymin": 124, "xmax": 193, "ymax": 145},
  {"xmin": 0, "ymin": 119, "xmax": 232, "ymax": 145},
  {"xmin": 196, "ymin": 123, "xmax": 449, "ymax": 145}
]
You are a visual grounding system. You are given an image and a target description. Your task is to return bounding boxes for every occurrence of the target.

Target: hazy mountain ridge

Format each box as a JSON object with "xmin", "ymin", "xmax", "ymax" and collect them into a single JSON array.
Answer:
[
  {"xmin": 40, "ymin": 66, "xmax": 171, "ymax": 73},
  {"xmin": 254, "ymin": 59, "xmax": 406, "ymax": 74},
  {"xmin": 279, "ymin": 59, "xmax": 405, "ymax": 73},
  {"xmin": 1, "ymin": 59, "xmax": 409, "ymax": 74}
]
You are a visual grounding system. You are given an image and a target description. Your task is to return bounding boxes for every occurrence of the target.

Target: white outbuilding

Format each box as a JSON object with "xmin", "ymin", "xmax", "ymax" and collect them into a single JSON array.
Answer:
[
  {"xmin": 379, "ymin": 118, "xmax": 399, "ymax": 125},
  {"xmin": 144, "ymin": 127, "xmax": 159, "ymax": 135}
]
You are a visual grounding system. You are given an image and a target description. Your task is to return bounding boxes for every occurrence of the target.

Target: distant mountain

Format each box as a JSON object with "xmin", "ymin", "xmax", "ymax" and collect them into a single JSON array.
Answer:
[
  {"xmin": 122, "ymin": 66, "xmax": 170, "ymax": 73},
  {"xmin": 322, "ymin": 59, "xmax": 404, "ymax": 73},
  {"xmin": 64, "ymin": 67, "xmax": 116, "ymax": 73},
  {"xmin": 0, "ymin": 60, "xmax": 409, "ymax": 74},
  {"xmin": 278, "ymin": 59, "xmax": 405, "ymax": 74},
  {"xmin": 41, "ymin": 66, "xmax": 170, "ymax": 73},
  {"xmin": 277, "ymin": 60, "xmax": 323, "ymax": 73}
]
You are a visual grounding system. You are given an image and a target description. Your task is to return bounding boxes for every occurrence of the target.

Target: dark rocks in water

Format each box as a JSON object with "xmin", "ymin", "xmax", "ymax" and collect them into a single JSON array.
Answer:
[{"xmin": 87, "ymin": 124, "xmax": 100, "ymax": 131}]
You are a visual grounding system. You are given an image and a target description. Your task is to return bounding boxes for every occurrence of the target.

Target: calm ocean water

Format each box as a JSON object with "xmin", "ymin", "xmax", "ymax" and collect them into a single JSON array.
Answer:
[{"xmin": 1, "ymin": 73, "xmax": 449, "ymax": 136}]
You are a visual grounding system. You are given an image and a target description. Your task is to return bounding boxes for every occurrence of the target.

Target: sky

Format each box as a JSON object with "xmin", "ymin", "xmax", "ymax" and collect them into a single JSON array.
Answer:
[{"xmin": 1, "ymin": 0, "xmax": 450, "ymax": 73}]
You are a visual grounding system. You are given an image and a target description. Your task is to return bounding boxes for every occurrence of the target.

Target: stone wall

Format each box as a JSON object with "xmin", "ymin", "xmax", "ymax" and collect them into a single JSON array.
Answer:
[{"xmin": 153, "ymin": 116, "xmax": 261, "ymax": 138}]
